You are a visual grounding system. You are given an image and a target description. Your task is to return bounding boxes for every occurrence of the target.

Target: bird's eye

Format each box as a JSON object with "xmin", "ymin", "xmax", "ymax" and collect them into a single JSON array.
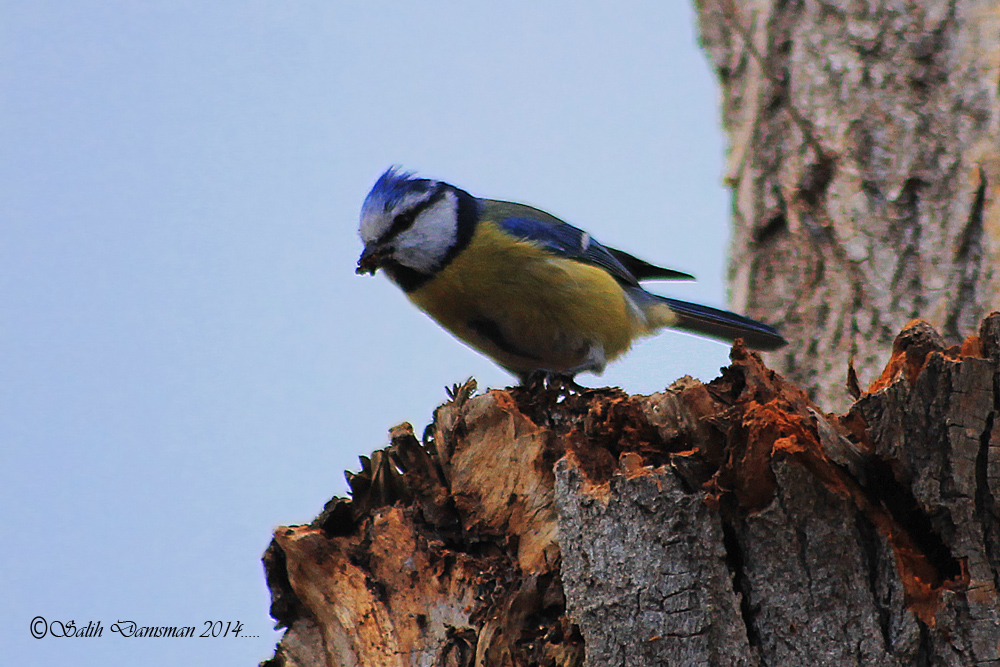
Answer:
[
  {"xmin": 385, "ymin": 210, "xmax": 416, "ymax": 240},
  {"xmin": 379, "ymin": 187, "xmax": 446, "ymax": 243}
]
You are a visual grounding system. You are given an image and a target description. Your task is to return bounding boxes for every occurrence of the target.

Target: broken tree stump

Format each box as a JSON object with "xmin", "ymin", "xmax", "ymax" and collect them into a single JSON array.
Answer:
[{"xmin": 260, "ymin": 314, "xmax": 1000, "ymax": 667}]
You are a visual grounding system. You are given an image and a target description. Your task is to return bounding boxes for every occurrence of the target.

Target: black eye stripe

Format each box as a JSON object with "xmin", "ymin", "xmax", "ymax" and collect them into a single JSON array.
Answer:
[{"xmin": 378, "ymin": 187, "xmax": 447, "ymax": 244}]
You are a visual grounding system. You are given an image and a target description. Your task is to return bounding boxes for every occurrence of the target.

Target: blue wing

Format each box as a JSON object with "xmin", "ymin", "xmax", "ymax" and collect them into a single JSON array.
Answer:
[
  {"xmin": 485, "ymin": 199, "xmax": 693, "ymax": 286},
  {"xmin": 496, "ymin": 215, "xmax": 638, "ymax": 285}
]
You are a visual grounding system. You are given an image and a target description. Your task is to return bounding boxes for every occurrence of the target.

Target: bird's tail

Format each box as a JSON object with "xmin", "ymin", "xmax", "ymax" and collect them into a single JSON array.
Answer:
[{"xmin": 631, "ymin": 289, "xmax": 786, "ymax": 351}]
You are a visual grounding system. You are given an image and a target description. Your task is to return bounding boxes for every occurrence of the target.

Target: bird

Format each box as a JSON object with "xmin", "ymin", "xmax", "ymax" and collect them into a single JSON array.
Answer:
[{"xmin": 356, "ymin": 167, "xmax": 785, "ymax": 384}]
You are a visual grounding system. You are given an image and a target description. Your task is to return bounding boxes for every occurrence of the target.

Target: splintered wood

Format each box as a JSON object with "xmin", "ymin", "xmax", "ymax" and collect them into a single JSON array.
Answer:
[{"xmin": 262, "ymin": 315, "xmax": 1000, "ymax": 667}]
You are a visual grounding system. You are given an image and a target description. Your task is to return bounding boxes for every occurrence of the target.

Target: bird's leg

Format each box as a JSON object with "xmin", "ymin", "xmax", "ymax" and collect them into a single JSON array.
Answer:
[
  {"xmin": 521, "ymin": 370, "xmax": 549, "ymax": 393},
  {"xmin": 520, "ymin": 371, "xmax": 586, "ymax": 395},
  {"xmin": 546, "ymin": 373, "xmax": 586, "ymax": 394}
]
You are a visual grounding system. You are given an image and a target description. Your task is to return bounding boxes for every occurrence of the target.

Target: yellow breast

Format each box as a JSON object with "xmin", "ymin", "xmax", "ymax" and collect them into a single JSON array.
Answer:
[{"xmin": 407, "ymin": 220, "xmax": 647, "ymax": 374}]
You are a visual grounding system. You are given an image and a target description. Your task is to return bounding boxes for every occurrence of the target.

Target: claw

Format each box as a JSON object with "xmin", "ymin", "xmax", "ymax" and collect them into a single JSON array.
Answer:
[{"xmin": 521, "ymin": 371, "xmax": 586, "ymax": 395}]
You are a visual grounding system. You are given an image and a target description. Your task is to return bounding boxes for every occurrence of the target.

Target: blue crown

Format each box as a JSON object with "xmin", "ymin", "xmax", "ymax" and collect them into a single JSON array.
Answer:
[{"xmin": 362, "ymin": 167, "xmax": 435, "ymax": 217}]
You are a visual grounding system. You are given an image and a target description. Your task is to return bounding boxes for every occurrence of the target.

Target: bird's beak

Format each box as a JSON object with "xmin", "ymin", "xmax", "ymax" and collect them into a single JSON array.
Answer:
[{"xmin": 356, "ymin": 243, "xmax": 385, "ymax": 275}]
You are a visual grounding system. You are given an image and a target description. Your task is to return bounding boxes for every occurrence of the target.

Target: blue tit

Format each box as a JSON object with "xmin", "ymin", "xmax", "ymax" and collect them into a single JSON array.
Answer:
[{"xmin": 356, "ymin": 167, "xmax": 785, "ymax": 381}]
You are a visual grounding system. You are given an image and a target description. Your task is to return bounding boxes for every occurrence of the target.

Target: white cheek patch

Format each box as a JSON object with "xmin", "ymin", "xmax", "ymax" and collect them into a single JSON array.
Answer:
[{"xmin": 393, "ymin": 193, "xmax": 459, "ymax": 273}]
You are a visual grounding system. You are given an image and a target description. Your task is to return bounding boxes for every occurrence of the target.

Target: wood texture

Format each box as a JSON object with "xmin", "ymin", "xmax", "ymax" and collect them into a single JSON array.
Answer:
[
  {"xmin": 260, "ymin": 315, "xmax": 1000, "ymax": 666},
  {"xmin": 556, "ymin": 456, "xmax": 752, "ymax": 666},
  {"xmin": 695, "ymin": 0, "xmax": 1000, "ymax": 411},
  {"xmin": 257, "ymin": 7, "xmax": 1000, "ymax": 662}
]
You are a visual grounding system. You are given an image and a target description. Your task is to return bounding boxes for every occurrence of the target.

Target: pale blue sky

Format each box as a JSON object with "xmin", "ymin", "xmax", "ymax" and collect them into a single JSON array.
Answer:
[{"xmin": 2, "ymin": 2, "xmax": 733, "ymax": 664}]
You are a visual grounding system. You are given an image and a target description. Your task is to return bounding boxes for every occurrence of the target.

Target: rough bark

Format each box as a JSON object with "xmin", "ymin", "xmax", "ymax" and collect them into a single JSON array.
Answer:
[
  {"xmin": 694, "ymin": 0, "xmax": 1000, "ymax": 411},
  {"xmin": 260, "ymin": 314, "xmax": 1000, "ymax": 666}
]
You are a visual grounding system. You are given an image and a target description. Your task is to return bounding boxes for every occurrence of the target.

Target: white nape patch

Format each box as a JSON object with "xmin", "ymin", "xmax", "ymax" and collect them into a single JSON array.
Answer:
[
  {"xmin": 580, "ymin": 232, "xmax": 590, "ymax": 251},
  {"xmin": 391, "ymin": 191, "xmax": 459, "ymax": 273}
]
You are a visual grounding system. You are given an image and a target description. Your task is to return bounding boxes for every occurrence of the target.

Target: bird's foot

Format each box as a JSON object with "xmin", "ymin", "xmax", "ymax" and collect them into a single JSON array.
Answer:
[{"xmin": 521, "ymin": 371, "xmax": 586, "ymax": 396}]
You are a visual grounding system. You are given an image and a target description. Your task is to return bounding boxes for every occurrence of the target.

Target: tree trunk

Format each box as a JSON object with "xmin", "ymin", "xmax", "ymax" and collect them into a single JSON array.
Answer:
[
  {"xmin": 695, "ymin": 0, "xmax": 1000, "ymax": 411},
  {"xmin": 259, "ymin": 5, "xmax": 1000, "ymax": 664},
  {"xmin": 260, "ymin": 315, "xmax": 1000, "ymax": 667}
]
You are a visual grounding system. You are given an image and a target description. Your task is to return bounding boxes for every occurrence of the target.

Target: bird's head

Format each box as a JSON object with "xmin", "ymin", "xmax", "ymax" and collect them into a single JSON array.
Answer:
[{"xmin": 357, "ymin": 167, "xmax": 463, "ymax": 280}]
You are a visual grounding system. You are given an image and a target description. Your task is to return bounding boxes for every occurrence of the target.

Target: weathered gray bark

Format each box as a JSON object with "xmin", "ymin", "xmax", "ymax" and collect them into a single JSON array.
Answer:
[
  {"xmin": 258, "ymin": 6, "xmax": 1000, "ymax": 664},
  {"xmin": 695, "ymin": 0, "xmax": 1000, "ymax": 411},
  {"xmin": 556, "ymin": 458, "xmax": 753, "ymax": 666},
  {"xmin": 260, "ymin": 315, "xmax": 1000, "ymax": 666}
]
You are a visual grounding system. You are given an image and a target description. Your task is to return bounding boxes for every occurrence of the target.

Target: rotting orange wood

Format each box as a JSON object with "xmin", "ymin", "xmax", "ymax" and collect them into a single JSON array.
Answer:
[
  {"xmin": 560, "ymin": 450, "xmax": 612, "ymax": 504},
  {"xmin": 699, "ymin": 340, "xmax": 972, "ymax": 626},
  {"xmin": 618, "ymin": 451, "xmax": 649, "ymax": 479},
  {"xmin": 853, "ymin": 491, "xmax": 970, "ymax": 627},
  {"xmin": 867, "ymin": 319, "xmax": 988, "ymax": 393},
  {"xmin": 264, "ymin": 320, "xmax": 996, "ymax": 664},
  {"xmin": 960, "ymin": 333, "xmax": 983, "ymax": 357},
  {"xmin": 498, "ymin": 338, "xmax": 976, "ymax": 629}
]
